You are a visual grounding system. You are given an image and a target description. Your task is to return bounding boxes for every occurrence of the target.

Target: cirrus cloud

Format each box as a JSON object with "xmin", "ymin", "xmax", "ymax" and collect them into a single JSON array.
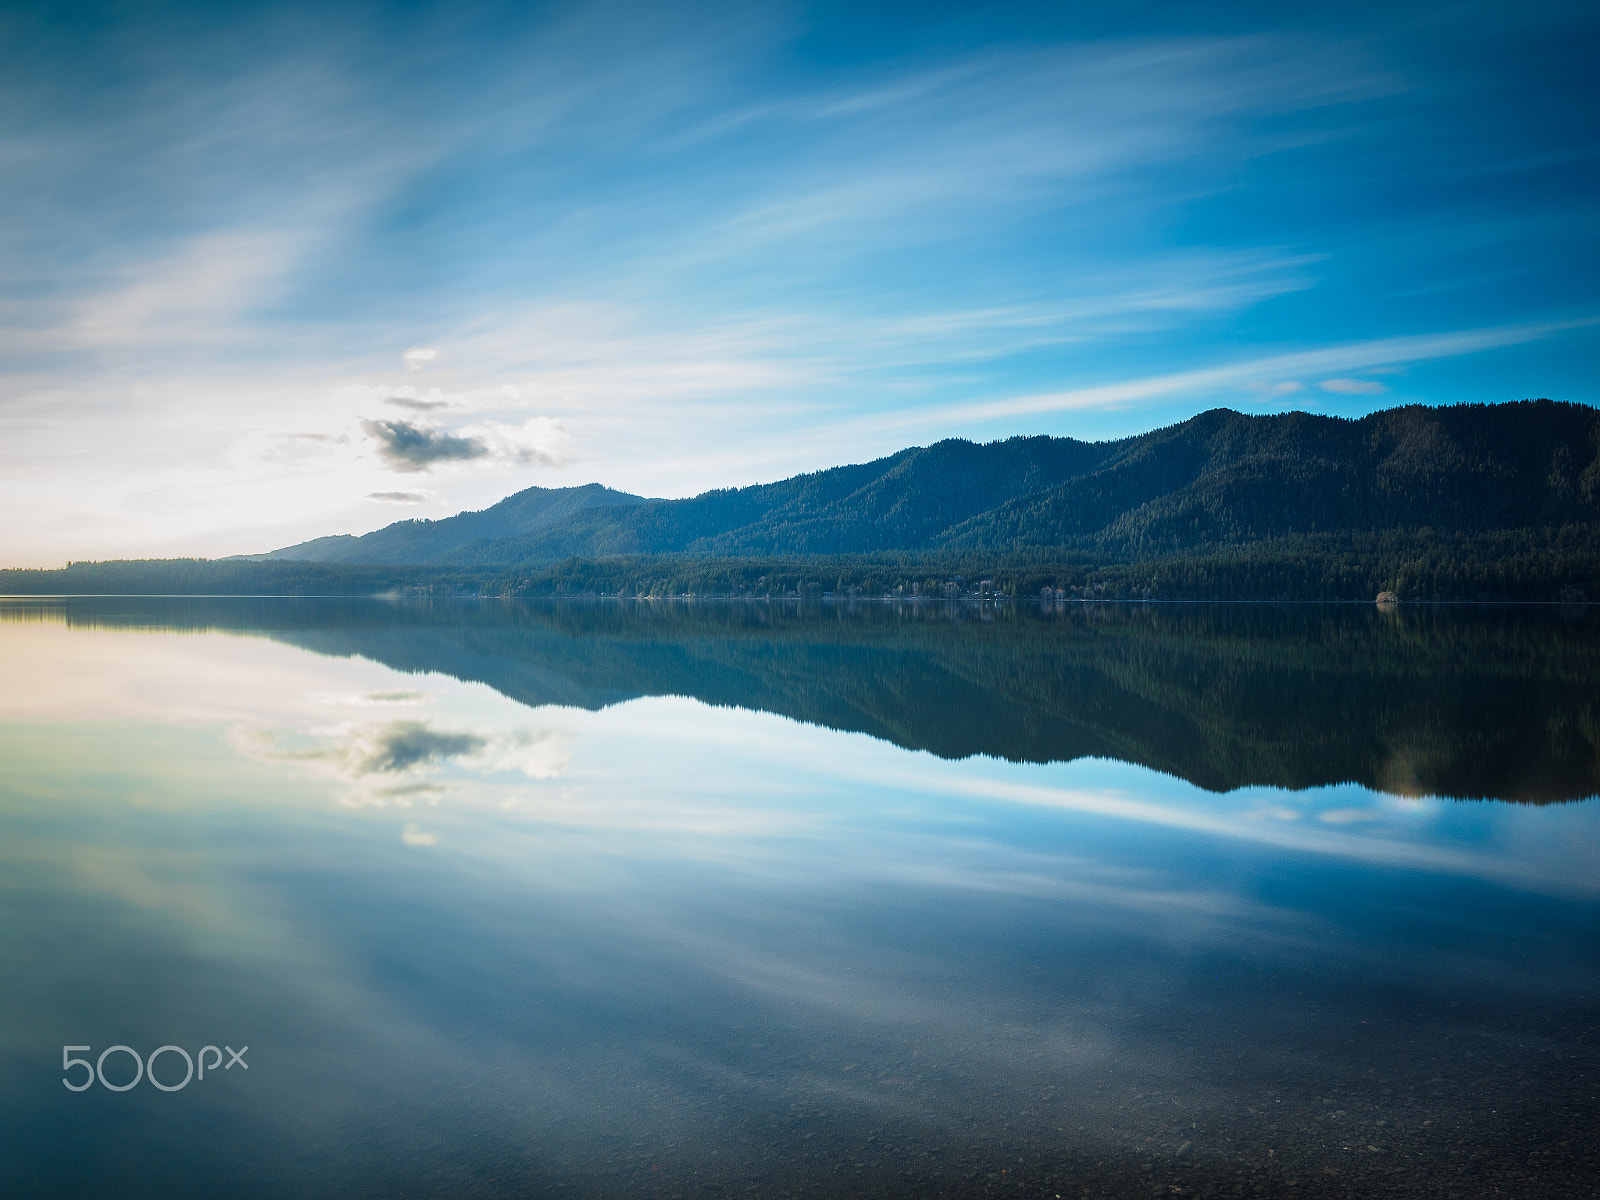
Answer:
[
  {"xmin": 1248, "ymin": 380, "xmax": 1304, "ymax": 397},
  {"xmin": 1317, "ymin": 377, "xmax": 1387, "ymax": 395}
]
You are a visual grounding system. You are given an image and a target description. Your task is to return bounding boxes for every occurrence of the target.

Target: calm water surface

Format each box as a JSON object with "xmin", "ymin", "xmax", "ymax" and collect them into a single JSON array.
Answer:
[{"xmin": 0, "ymin": 598, "xmax": 1596, "ymax": 1199}]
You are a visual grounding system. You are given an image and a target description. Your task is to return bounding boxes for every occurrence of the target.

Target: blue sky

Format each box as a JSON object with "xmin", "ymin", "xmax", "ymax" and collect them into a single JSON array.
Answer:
[{"xmin": 1, "ymin": 0, "xmax": 1596, "ymax": 561}]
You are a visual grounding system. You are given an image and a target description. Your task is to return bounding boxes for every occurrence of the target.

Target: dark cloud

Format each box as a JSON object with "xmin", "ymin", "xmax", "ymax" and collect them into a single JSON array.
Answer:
[
  {"xmin": 353, "ymin": 721, "xmax": 487, "ymax": 774},
  {"xmin": 384, "ymin": 395, "xmax": 451, "ymax": 411},
  {"xmin": 361, "ymin": 418, "xmax": 487, "ymax": 473},
  {"xmin": 367, "ymin": 490, "xmax": 431, "ymax": 503}
]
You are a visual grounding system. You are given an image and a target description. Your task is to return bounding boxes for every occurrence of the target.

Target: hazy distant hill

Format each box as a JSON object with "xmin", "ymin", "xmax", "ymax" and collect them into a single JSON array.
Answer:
[
  {"xmin": 259, "ymin": 400, "xmax": 1600, "ymax": 566},
  {"xmin": 248, "ymin": 482, "xmax": 649, "ymax": 563}
]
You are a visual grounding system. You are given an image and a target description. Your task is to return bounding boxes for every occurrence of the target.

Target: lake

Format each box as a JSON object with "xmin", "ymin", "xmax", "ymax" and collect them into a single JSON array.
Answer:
[{"xmin": 1, "ymin": 597, "xmax": 1595, "ymax": 1199}]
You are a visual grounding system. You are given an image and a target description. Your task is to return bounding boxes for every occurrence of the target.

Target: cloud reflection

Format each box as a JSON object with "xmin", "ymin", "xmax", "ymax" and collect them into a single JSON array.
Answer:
[
  {"xmin": 401, "ymin": 823, "xmax": 439, "ymax": 846},
  {"xmin": 232, "ymin": 718, "xmax": 571, "ymax": 807}
]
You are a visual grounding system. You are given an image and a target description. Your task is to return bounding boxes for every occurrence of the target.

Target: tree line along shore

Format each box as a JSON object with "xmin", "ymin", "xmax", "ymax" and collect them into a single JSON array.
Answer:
[{"xmin": 5, "ymin": 526, "xmax": 1599, "ymax": 602}]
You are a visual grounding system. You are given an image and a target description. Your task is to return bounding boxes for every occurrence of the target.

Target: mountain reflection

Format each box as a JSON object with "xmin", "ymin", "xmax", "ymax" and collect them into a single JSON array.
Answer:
[{"xmin": 6, "ymin": 596, "xmax": 1597, "ymax": 803}]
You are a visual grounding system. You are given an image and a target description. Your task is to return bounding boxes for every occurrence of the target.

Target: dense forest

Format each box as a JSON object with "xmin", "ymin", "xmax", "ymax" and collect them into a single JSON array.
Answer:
[
  {"xmin": 6, "ymin": 400, "xmax": 1600, "ymax": 600},
  {"xmin": 6, "ymin": 526, "xmax": 1599, "ymax": 600}
]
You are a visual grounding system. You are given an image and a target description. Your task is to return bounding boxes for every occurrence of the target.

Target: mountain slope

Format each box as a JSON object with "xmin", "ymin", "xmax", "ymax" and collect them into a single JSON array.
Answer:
[
  {"xmin": 441, "ymin": 435, "xmax": 1113, "ymax": 563},
  {"xmin": 263, "ymin": 400, "xmax": 1600, "ymax": 566},
  {"xmin": 941, "ymin": 402, "xmax": 1600, "ymax": 551},
  {"xmin": 256, "ymin": 482, "xmax": 648, "ymax": 564}
]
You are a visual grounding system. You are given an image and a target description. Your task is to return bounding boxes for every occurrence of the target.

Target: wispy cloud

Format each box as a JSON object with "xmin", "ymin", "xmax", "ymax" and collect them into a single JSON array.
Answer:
[
  {"xmin": 463, "ymin": 417, "xmax": 575, "ymax": 468},
  {"xmin": 366, "ymin": 490, "xmax": 434, "ymax": 504},
  {"xmin": 900, "ymin": 318, "xmax": 1599, "ymax": 428},
  {"xmin": 65, "ymin": 231, "xmax": 308, "ymax": 352},
  {"xmin": 1318, "ymin": 377, "xmax": 1387, "ymax": 395},
  {"xmin": 383, "ymin": 389, "xmax": 453, "ymax": 412},
  {"xmin": 675, "ymin": 39, "xmax": 1395, "ymax": 265}
]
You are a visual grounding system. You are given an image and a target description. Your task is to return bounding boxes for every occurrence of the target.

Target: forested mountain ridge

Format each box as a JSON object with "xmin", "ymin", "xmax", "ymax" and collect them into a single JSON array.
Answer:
[
  {"xmin": 444, "ymin": 433, "xmax": 1114, "ymax": 562},
  {"xmin": 256, "ymin": 400, "xmax": 1600, "ymax": 566},
  {"xmin": 943, "ymin": 401, "xmax": 1600, "ymax": 552}
]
